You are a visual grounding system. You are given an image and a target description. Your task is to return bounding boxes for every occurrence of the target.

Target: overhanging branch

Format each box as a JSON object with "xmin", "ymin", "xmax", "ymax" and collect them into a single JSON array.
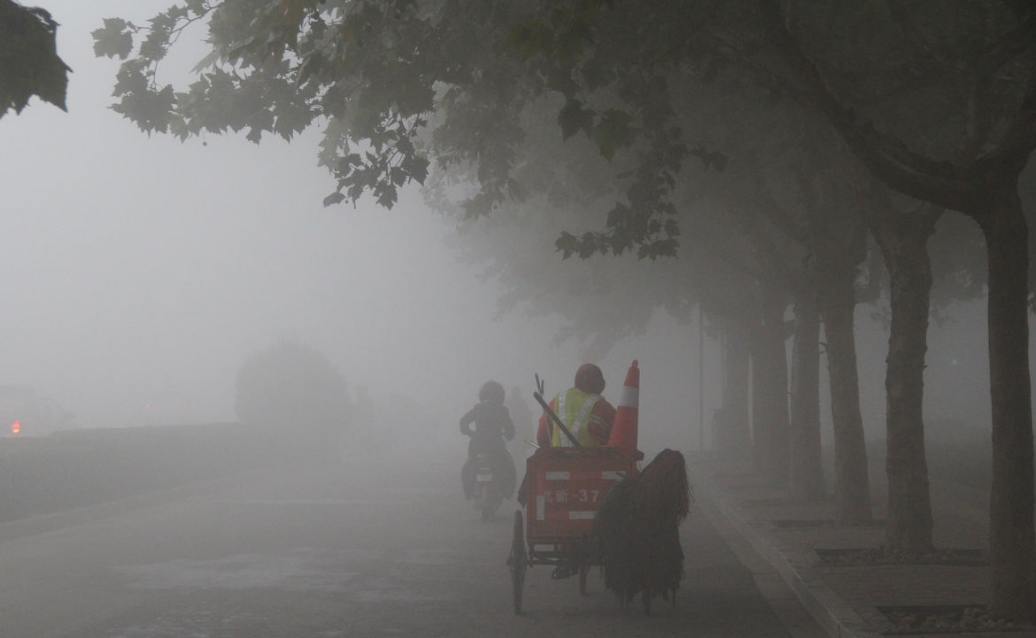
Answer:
[{"xmin": 756, "ymin": 0, "xmax": 985, "ymax": 216}]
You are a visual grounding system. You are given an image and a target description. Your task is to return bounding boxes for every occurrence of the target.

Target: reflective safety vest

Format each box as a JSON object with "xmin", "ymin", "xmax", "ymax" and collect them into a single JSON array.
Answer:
[{"xmin": 550, "ymin": 388, "xmax": 601, "ymax": 447}]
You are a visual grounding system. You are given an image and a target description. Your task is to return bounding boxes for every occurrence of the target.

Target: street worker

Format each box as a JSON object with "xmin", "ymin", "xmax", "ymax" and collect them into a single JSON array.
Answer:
[
  {"xmin": 536, "ymin": 363, "xmax": 616, "ymax": 448},
  {"xmin": 460, "ymin": 380, "xmax": 517, "ymax": 500},
  {"xmin": 530, "ymin": 363, "xmax": 617, "ymax": 581}
]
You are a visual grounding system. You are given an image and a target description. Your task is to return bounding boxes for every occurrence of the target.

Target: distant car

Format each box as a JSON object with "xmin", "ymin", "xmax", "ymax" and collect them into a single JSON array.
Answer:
[
  {"xmin": 0, "ymin": 385, "xmax": 74, "ymax": 437},
  {"xmin": 142, "ymin": 400, "xmax": 194, "ymax": 427}
]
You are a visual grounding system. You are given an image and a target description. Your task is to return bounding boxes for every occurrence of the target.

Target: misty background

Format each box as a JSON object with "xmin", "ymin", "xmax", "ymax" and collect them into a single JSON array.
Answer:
[{"xmin": 0, "ymin": 1, "xmax": 1025, "ymax": 462}]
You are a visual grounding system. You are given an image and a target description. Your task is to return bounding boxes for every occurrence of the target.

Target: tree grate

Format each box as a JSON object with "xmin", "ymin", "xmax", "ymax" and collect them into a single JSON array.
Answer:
[{"xmin": 878, "ymin": 604, "xmax": 1030, "ymax": 634}]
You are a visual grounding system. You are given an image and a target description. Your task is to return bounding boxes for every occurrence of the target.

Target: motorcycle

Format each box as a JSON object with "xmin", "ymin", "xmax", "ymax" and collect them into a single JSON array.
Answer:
[{"xmin": 473, "ymin": 452, "xmax": 504, "ymax": 521}]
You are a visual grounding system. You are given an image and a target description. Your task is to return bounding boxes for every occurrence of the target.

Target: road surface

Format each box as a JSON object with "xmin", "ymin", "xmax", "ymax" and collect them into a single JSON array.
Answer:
[{"xmin": 0, "ymin": 448, "xmax": 825, "ymax": 637}]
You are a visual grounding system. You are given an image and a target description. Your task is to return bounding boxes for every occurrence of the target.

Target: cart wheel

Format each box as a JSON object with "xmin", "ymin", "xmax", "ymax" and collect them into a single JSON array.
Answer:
[
  {"xmin": 509, "ymin": 509, "xmax": 526, "ymax": 613},
  {"xmin": 579, "ymin": 563, "xmax": 589, "ymax": 594}
]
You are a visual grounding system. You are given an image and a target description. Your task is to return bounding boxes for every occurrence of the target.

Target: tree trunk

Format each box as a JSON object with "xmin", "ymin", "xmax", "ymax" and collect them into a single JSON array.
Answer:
[
  {"xmin": 789, "ymin": 288, "xmax": 825, "ymax": 500},
  {"xmin": 717, "ymin": 321, "xmax": 752, "ymax": 464},
  {"xmin": 750, "ymin": 283, "xmax": 790, "ymax": 484},
  {"xmin": 980, "ymin": 183, "xmax": 1035, "ymax": 621},
  {"xmin": 872, "ymin": 210, "xmax": 936, "ymax": 557},
  {"xmin": 818, "ymin": 267, "xmax": 873, "ymax": 524}
]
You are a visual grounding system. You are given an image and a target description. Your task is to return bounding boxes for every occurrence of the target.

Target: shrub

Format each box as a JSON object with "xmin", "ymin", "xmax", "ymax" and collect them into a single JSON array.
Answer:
[{"xmin": 234, "ymin": 340, "xmax": 351, "ymax": 443}]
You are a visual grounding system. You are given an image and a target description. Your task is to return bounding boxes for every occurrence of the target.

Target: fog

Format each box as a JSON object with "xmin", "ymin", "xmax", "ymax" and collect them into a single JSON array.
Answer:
[
  {"xmin": 0, "ymin": 1, "xmax": 1029, "ymax": 466},
  {"xmin": 0, "ymin": 1, "xmax": 711, "ymax": 459}
]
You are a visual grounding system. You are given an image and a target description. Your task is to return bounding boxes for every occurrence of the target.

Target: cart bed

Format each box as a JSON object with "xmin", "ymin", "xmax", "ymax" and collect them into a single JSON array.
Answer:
[{"xmin": 525, "ymin": 446, "xmax": 638, "ymax": 541}]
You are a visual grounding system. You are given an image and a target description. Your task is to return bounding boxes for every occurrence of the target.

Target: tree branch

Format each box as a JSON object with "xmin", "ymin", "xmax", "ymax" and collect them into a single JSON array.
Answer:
[{"xmin": 756, "ymin": 0, "xmax": 985, "ymax": 216}]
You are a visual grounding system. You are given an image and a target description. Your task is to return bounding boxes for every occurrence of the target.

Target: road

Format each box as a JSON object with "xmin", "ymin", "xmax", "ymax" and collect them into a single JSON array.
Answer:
[{"xmin": 0, "ymin": 448, "xmax": 826, "ymax": 638}]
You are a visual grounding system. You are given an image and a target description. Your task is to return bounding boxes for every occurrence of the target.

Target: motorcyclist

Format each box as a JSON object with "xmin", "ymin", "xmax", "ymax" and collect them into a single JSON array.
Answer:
[{"xmin": 460, "ymin": 381, "xmax": 517, "ymax": 500}]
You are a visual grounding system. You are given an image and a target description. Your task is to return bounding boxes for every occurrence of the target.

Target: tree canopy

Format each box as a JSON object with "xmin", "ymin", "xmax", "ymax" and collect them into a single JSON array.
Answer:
[
  {"xmin": 92, "ymin": 0, "xmax": 1034, "ymax": 263},
  {"xmin": 92, "ymin": 0, "xmax": 722, "ymax": 259}
]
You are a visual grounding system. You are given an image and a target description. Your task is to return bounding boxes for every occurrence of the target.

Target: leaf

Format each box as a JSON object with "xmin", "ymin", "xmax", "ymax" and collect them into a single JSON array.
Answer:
[
  {"xmin": 246, "ymin": 126, "xmax": 264, "ymax": 143},
  {"xmin": 594, "ymin": 109, "xmax": 634, "ymax": 161},
  {"xmin": 323, "ymin": 191, "xmax": 346, "ymax": 207},
  {"xmin": 545, "ymin": 65, "xmax": 578, "ymax": 97},
  {"xmin": 556, "ymin": 21, "xmax": 593, "ymax": 62},
  {"xmin": 691, "ymin": 146, "xmax": 728, "ymax": 172},
  {"xmin": 404, "ymin": 156, "xmax": 429, "ymax": 185},
  {"xmin": 555, "ymin": 231, "xmax": 578, "ymax": 259},
  {"xmin": 558, "ymin": 99, "xmax": 594, "ymax": 141},
  {"xmin": 112, "ymin": 62, "xmax": 148, "ymax": 98},
  {"xmin": 461, "ymin": 191, "xmax": 497, "ymax": 219},
  {"xmin": 92, "ymin": 18, "xmax": 134, "ymax": 60},
  {"xmin": 376, "ymin": 184, "xmax": 399, "ymax": 208},
  {"xmin": 581, "ymin": 55, "xmax": 612, "ymax": 90}
]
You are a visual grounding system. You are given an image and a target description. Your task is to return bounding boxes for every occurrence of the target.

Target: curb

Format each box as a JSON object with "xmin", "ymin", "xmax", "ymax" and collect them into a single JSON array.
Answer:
[{"xmin": 689, "ymin": 463, "xmax": 883, "ymax": 638}]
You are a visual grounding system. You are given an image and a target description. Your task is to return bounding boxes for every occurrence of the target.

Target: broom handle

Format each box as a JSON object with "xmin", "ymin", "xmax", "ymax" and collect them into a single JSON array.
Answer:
[{"xmin": 533, "ymin": 391, "xmax": 582, "ymax": 448}]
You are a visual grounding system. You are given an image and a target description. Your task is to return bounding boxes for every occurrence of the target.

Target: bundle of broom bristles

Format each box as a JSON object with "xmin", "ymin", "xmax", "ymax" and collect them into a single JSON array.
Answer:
[{"xmin": 590, "ymin": 448, "xmax": 691, "ymax": 614}]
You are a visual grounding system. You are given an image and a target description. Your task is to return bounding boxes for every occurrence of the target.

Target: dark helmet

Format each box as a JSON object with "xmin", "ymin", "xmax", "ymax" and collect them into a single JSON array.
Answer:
[
  {"xmin": 479, "ymin": 380, "xmax": 506, "ymax": 404},
  {"xmin": 574, "ymin": 364, "xmax": 605, "ymax": 394}
]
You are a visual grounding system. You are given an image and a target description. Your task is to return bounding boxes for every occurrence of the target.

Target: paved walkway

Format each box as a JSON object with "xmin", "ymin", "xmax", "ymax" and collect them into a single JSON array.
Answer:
[{"xmin": 688, "ymin": 452, "xmax": 1036, "ymax": 638}]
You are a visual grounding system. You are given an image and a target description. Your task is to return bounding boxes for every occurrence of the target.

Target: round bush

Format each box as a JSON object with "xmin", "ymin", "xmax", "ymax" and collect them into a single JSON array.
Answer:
[{"xmin": 234, "ymin": 340, "xmax": 351, "ymax": 440}]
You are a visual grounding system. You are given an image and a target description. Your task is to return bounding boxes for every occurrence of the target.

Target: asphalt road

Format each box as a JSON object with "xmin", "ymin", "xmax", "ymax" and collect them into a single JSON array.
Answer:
[{"xmin": 0, "ymin": 449, "xmax": 825, "ymax": 638}]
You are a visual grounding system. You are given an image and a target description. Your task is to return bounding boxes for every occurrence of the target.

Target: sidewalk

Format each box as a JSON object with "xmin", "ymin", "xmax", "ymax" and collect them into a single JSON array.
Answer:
[{"xmin": 687, "ymin": 452, "xmax": 1036, "ymax": 638}]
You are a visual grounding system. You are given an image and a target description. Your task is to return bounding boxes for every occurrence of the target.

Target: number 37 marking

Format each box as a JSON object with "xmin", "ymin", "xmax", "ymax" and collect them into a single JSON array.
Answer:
[{"xmin": 578, "ymin": 489, "xmax": 600, "ymax": 503}]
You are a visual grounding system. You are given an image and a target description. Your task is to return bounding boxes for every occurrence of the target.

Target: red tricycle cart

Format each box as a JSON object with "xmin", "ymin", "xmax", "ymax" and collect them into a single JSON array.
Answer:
[{"xmin": 507, "ymin": 445, "xmax": 639, "ymax": 613}]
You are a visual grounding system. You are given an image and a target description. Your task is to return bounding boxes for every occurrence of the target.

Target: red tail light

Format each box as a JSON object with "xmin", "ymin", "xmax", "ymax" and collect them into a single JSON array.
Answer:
[{"xmin": 11, "ymin": 420, "xmax": 20, "ymax": 434}]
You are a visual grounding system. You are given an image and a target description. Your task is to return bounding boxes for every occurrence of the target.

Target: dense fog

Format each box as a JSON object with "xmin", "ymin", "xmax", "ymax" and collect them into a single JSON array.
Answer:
[{"xmin": 0, "ymin": 1, "xmax": 1031, "ymax": 468}]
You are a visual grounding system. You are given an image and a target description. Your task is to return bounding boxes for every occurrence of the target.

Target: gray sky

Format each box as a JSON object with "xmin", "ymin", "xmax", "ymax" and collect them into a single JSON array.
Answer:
[{"xmin": 0, "ymin": 1, "xmax": 1023, "ymax": 455}]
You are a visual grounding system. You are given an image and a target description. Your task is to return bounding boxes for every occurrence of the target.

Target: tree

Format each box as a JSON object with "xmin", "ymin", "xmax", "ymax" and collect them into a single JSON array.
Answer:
[
  {"xmin": 752, "ymin": 0, "xmax": 1036, "ymax": 618},
  {"xmin": 235, "ymin": 339, "xmax": 351, "ymax": 454},
  {"xmin": 687, "ymin": 88, "xmax": 867, "ymax": 508},
  {"xmin": 869, "ymin": 194, "xmax": 940, "ymax": 556},
  {"xmin": 0, "ymin": 0, "xmax": 69, "ymax": 117}
]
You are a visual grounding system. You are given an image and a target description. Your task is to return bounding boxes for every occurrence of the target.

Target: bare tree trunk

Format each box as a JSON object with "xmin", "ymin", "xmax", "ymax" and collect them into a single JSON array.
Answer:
[
  {"xmin": 789, "ymin": 287, "xmax": 824, "ymax": 500},
  {"xmin": 981, "ymin": 183, "xmax": 1035, "ymax": 621},
  {"xmin": 818, "ymin": 267, "xmax": 872, "ymax": 524},
  {"xmin": 872, "ymin": 208, "xmax": 937, "ymax": 556},
  {"xmin": 751, "ymin": 283, "xmax": 790, "ymax": 484},
  {"xmin": 717, "ymin": 322, "xmax": 752, "ymax": 464}
]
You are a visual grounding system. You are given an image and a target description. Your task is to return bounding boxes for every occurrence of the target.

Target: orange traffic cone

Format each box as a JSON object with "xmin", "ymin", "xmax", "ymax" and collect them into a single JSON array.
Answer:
[{"xmin": 608, "ymin": 360, "xmax": 640, "ymax": 454}]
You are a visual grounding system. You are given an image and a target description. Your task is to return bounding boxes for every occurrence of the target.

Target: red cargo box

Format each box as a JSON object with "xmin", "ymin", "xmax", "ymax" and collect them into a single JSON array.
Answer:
[{"xmin": 525, "ymin": 446, "xmax": 638, "ymax": 541}]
